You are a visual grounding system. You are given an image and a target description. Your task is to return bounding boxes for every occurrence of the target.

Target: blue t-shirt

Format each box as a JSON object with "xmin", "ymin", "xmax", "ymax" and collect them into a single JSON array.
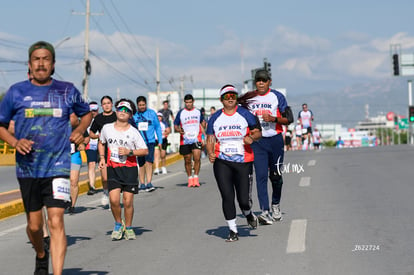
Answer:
[
  {"xmin": 0, "ymin": 79, "xmax": 90, "ymax": 178},
  {"xmin": 133, "ymin": 108, "xmax": 163, "ymax": 145}
]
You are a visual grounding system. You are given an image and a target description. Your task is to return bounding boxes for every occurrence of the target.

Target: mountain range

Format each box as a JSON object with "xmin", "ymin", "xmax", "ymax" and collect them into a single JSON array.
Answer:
[{"xmin": 286, "ymin": 78, "xmax": 409, "ymax": 129}]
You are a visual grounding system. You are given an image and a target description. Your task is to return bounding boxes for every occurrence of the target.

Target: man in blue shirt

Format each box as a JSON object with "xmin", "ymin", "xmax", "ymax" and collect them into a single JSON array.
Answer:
[
  {"xmin": 133, "ymin": 96, "xmax": 163, "ymax": 192},
  {"xmin": 0, "ymin": 41, "xmax": 91, "ymax": 275}
]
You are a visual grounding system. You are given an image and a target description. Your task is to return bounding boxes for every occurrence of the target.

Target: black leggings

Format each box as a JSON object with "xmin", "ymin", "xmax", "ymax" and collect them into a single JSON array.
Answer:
[{"xmin": 213, "ymin": 158, "xmax": 253, "ymax": 220}]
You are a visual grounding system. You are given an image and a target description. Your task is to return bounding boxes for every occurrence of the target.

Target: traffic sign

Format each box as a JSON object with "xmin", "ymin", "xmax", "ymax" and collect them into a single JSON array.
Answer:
[{"xmin": 399, "ymin": 118, "xmax": 408, "ymax": 129}]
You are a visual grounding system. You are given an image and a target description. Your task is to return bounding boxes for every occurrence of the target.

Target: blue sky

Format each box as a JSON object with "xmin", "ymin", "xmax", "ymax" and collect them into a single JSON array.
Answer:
[{"xmin": 1, "ymin": 0, "xmax": 414, "ymax": 104}]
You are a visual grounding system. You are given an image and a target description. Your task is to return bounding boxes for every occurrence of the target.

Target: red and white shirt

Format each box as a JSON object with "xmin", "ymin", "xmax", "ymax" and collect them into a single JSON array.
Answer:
[{"xmin": 248, "ymin": 89, "xmax": 288, "ymax": 137}]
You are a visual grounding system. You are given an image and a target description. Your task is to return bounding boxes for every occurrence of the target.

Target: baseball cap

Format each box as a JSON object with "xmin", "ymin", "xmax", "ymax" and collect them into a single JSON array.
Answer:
[
  {"xmin": 157, "ymin": 112, "xmax": 163, "ymax": 117},
  {"xmin": 89, "ymin": 103, "xmax": 99, "ymax": 111},
  {"xmin": 219, "ymin": 85, "xmax": 239, "ymax": 97},
  {"xmin": 254, "ymin": 69, "xmax": 271, "ymax": 82},
  {"xmin": 116, "ymin": 101, "xmax": 133, "ymax": 112},
  {"xmin": 28, "ymin": 41, "xmax": 55, "ymax": 61}
]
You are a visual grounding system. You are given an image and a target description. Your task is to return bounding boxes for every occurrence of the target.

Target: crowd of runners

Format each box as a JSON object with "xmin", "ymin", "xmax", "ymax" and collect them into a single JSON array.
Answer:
[{"xmin": 0, "ymin": 40, "xmax": 320, "ymax": 274}]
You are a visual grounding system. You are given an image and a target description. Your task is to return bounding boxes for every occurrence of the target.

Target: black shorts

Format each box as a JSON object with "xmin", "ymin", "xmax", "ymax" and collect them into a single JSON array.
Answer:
[
  {"xmin": 155, "ymin": 138, "xmax": 169, "ymax": 151},
  {"xmin": 108, "ymin": 181, "xmax": 139, "ymax": 194},
  {"xmin": 285, "ymin": 136, "xmax": 292, "ymax": 145},
  {"xmin": 86, "ymin": 149, "xmax": 98, "ymax": 163},
  {"xmin": 161, "ymin": 138, "xmax": 168, "ymax": 151},
  {"xmin": 179, "ymin": 142, "xmax": 202, "ymax": 155},
  {"xmin": 18, "ymin": 176, "xmax": 71, "ymax": 213}
]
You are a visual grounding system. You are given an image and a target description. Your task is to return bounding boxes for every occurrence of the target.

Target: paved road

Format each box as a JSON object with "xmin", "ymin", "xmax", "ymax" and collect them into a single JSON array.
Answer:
[
  {"xmin": 1, "ymin": 146, "xmax": 413, "ymax": 274},
  {"xmin": 0, "ymin": 165, "xmax": 89, "ymax": 193}
]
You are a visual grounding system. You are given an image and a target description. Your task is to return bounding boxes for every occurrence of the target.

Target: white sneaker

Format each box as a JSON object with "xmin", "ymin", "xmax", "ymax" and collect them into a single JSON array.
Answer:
[
  {"xmin": 271, "ymin": 204, "xmax": 282, "ymax": 221},
  {"xmin": 101, "ymin": 193, "xmax": 109, "ymax": 206},
  {"xmin": 258, "ymin": 210, "xmax": 273, "ymax": 225},
  {"xmin": 153, "ymin": 168, "xmax": 160, "ymax": 175},
  {"xmin": 161, "ymin": 167, "xmax": 167, "ymax": 174}
]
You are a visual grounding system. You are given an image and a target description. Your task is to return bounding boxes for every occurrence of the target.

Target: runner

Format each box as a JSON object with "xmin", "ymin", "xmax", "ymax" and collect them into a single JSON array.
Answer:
[
  {"xmin": 154, "ymin": 112, "xmax": 171, "ymax": 175},
  {"xmin": 98, "ymin": 99, "xmax": 148, "ymax": 240},
  {"xmin": 206, "ymin": 85, "xmax": 261, "ymax": 242},
  {"xmin": 294, "ymin": 120, "xmax": 302, "ymax": 150},
  {"xmin": 0, "ymin": 41, "xmax": 91, "ymax": 275},
  {"xmin": 174, "ymin": 94, "xmax": 206, "ymax": 187},
  {"xmin": 133, "ymin": 96, "xmax": 163, "ymax": 192},
  {"xmin": 312, "ymin": 127, "xmax": 322, "ymax": 150},
  {"xmin": 86, "ymin": 101, "xmax": 100, "ymax": 195},
  {"xmin": 89, "ymin": 96, "xmax": 117, "ymax": 207},
  {"xmin": 68, "ymin": 113, "xmax": 89, "ymax": 214},
  {"xmin": 240, "ymin": 69, "xmax": 292, "ymax": 225},
  {"xmin": 298, "ymin": 103, "xmax": 314, "ymax": 148}
]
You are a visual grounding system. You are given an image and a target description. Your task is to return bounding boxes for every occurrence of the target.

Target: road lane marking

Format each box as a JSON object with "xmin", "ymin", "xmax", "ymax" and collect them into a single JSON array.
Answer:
[
  {"xmin": 286, "ymin": 219, "xmax": 307, "ymax": 253},
  {"xmin": 0, "ymin": 224, "xmax": 26, "ymax": 237},
  {"xmin": 299, "ymin": 177, "xmax": 311, "ymax": 187},
  {"xmin": 307, "ymin": 160, "xmax": 316, "ymax": 166}
]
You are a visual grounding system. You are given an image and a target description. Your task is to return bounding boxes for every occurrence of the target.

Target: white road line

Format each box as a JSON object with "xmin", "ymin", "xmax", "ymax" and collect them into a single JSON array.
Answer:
[
  {"xmin": 299, "ymin": 177, "xmax": 311, "ymax": 187},
  {"xmin": 286, "ymin": 219, "xmax": 307, "ymax": 253},
  {"xmin": 307, "ymin": 159, "xmax": 316, "ymax": 166},
  {"xmin": 0, "ymin": 224, "xmax": 26, "ymax": 237}
]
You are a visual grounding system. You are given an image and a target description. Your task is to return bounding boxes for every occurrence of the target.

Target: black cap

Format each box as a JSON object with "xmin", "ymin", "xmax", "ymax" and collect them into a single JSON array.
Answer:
[
  {"xmin": 28, "ymin": 41, "xmax": 55, "ymax": 61},
  {"xmin": 254, "ymin": 69, "xmax": 271, "ymax": 82}
]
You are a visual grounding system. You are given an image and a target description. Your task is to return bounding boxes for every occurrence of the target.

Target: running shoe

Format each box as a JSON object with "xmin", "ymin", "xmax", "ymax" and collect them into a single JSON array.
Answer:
[
  {"xmin": 271, "ymin": 204, "xmax": 283, "ymax": 221},
  {"xmin": 111, "ymin": 224, "xmax": 124, "ymax": 240},
  {"xmin": 193, "ymin": 177, "xmax": 200, "ymax": 187},
  {"xmin": 139, "ymin": 184, "xmax": 147, "ymax": 191},
  {"xmin": 101, "ymin": 193, "xmax": 109, "ymax": 206},
  {"xmin": 258, "ymin": 211, "xmax": 273, "ymax": 225},
  {"xmin": 225, "ymin": 230, "xmax": 239, "ymax": 242},
  {"xmin": 188, "ymin": 177, "xmax": 194, "ymax": 187},
  {"xmin": 246, "ymin": 213, "xmax": 258, "ymax": 229},
  {"xmin": 34, "ymin": 249, "xmax": 49, "ymax": 275},
  {"xmin": 153, "ymin": 168, "xmax": 160, "ymax": 175},
  {"xmin": 161, "ymin": 167, "xmax": 167, "ymax": 174},
  {"xmin": 68, "ymin": 206, "xmax": 75, "ymax": 215},
  {"xmin": 87, "ymin": 188, "xmax": 96, "ymax": 195},
  {"xmin": 146, "ymin": 183, "xmax": 156, "ymax": 192},
  {"xmin": 42, "ymin": 236, "xmax": 50, "ymax": 252},
  {"xmin": 124, "ymin": 228, "xmax": 136, "ymax": 240}
]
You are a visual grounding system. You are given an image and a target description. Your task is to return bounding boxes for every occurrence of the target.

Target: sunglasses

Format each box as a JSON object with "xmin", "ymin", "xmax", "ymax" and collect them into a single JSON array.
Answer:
[
  {"xmin": 255, "ymin": 78, "xmax": 269, "ymax": 83},
  {"xmin": 116, "ymin": 106, "xmax": 131, "ymax": 113},
  {"xmin": 221, "ymin": 93, "xmax": 238, "ymax": 100}
]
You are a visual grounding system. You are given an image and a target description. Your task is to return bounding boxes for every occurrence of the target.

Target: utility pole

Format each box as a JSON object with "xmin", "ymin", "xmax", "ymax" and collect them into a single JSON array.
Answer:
[
  {"xmin": 73, "ymin": 0, "xmax": 103, "ymax": 99},
  {"xmin": 156, "ymin": 47, "xmax": 161, "ymax": 110}
]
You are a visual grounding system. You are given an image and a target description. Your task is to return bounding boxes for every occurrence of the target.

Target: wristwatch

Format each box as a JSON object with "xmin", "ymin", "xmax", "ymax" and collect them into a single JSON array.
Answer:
[{"xmin": 128, "ymin": 149, "xmax": 133, "ymax": 156}]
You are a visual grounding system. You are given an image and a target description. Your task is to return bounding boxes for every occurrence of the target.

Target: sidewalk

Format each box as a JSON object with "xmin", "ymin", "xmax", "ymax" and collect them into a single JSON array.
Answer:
[{"xmin": 0, "ymin": 153, "xmax": 183, "ymax": 220}]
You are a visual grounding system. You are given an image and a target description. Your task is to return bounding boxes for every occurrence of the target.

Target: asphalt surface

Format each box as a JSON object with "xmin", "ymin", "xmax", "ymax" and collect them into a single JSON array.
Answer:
[{"xmin": 1, "ymin": 146, "xmax": 414, "ymax": 274}]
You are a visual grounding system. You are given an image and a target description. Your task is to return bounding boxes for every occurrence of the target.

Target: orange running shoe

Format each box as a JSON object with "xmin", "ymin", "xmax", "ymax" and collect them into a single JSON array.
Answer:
[
  {"xmin": 193, "ymin": 177, "xmax": 200, "ymax": 187},
  {"xmin": 188, "ymin": 177, "xmax": 194, "ymax": 187}
]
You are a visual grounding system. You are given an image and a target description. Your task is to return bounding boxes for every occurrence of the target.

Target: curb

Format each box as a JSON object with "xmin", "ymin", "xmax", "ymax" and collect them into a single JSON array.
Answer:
[{"xmin": 0, "ymin": 153, "xmax": 183, "ymax": 221}]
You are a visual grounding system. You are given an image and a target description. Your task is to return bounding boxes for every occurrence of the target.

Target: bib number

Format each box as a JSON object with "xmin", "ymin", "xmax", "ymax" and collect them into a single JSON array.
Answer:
[
  {"xmin": 110, "ymin": 148, "xmax": 127, "ymax": 164},
  {"xmin": 52, "ymin": 178, "xmax": 71, "ymax": 201},
  {"xmin": 220, "ymin": 143, "xmax": 243, "ymax": 156},
  {"xmin": 138, "ymin": 122, "xmax": 149, "ymax": 131}
]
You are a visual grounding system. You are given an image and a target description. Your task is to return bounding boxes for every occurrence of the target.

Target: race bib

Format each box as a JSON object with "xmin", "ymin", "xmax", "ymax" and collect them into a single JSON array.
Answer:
[
  {"xmin": 220, "ymin": 143, "xmax": 244, "ymax": 156},
  {"xmin": 184, "ymin": 132, "xmax": 197, "ymax": 139},
  {"xmin": 89, "ymin": 139, "xmax": 98, "ymax": 150},
  {"xmin": 52, "ymin": 178, "xmax": 71, "ymax": 201},
  {"xmin": 138, "ymin": 122, "xmax": 149, "ymax": 131},
  {"xmin": 70, "ymin": 143, "xmax": 76, "ymax": 154},
  {"xmin": 110, "ymin": 148, "xmax": 127, "ymax": 164}
]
